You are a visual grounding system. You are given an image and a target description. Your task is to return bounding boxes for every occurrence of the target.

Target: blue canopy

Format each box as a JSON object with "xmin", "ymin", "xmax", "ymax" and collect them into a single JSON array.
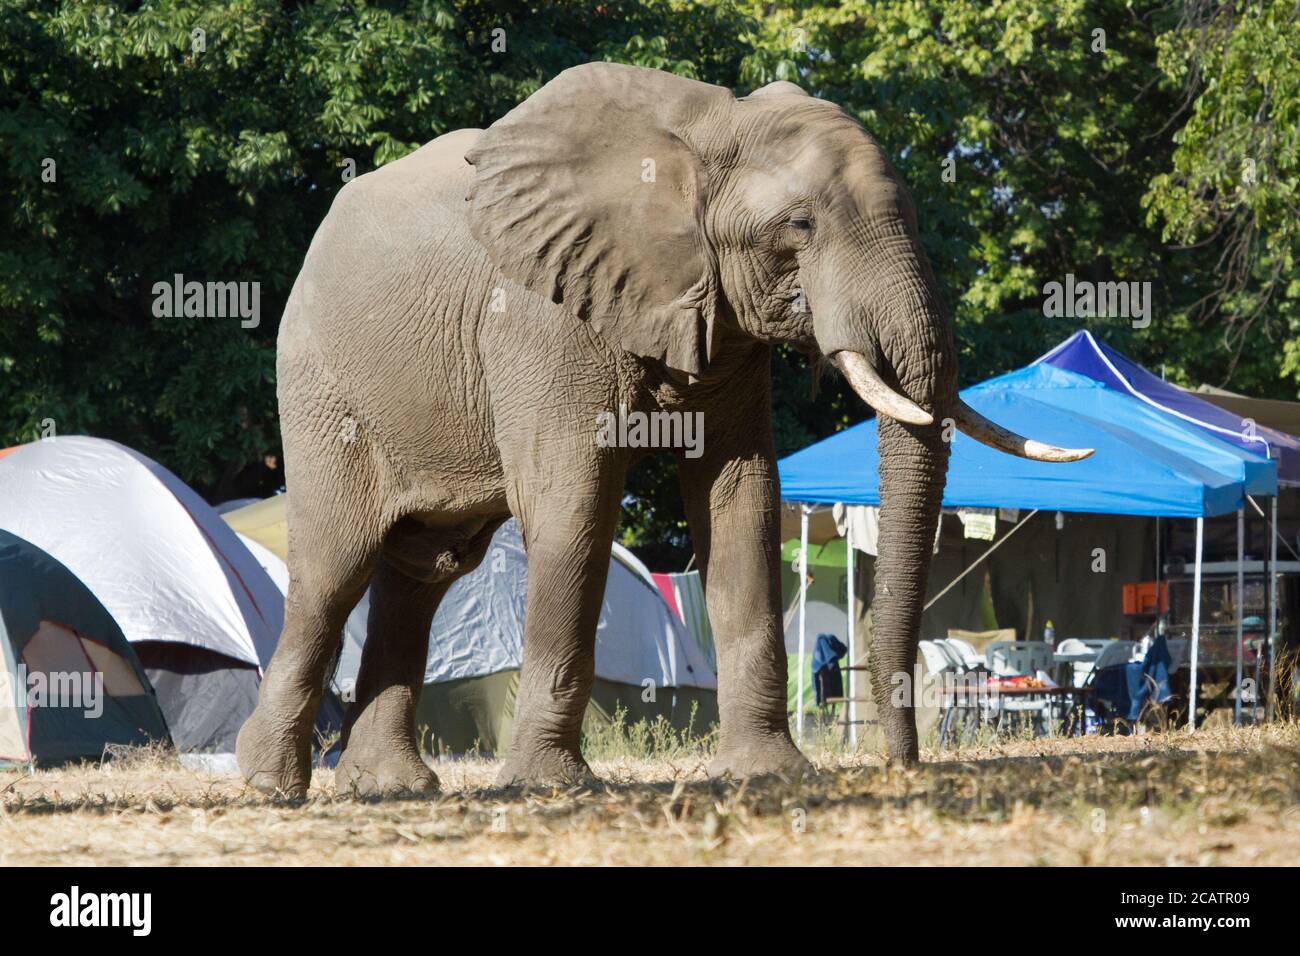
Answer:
[
  {"xmin": 1037, "ymin": 330, "xmax": 1300, "ymax": 485},
  {"xmin": 779, "ymin": 366, "xmax": 1251, "ymax": 517},
  {"xmin": 977, "ymin": 365, "xmax": 1277, "ymax": 496}
]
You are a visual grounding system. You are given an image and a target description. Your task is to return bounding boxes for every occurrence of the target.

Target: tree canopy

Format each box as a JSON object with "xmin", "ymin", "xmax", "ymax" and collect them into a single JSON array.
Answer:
[{"xmin": 2, "ymin": 0, "xmax": 1296, "ymax": 566}]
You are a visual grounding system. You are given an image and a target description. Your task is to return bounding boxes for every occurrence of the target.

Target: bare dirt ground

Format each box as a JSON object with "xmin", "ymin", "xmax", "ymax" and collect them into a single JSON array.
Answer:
[{"xmin": 3, "ymin": 725, "xmax": 1298, "ymax": 866}]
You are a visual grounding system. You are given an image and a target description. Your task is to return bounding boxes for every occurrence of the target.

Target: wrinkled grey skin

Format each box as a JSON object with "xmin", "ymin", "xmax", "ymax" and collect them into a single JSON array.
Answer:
[{"xmin": 237, "ymin": 64, "xmax": 1075, "ymax": 798}]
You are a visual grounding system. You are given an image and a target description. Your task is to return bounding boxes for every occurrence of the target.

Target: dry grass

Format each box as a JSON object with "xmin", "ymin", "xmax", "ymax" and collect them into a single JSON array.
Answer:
[{"xmin": 3, "ymin": 725, "xmax": 1298, "ymax": 866}]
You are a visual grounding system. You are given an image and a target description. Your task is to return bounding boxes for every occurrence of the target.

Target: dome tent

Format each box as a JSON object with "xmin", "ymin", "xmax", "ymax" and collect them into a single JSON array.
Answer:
[
  {"xmin": 342, "ymin": 519, "xmax": 718, "ymax": 755},
  {"xmin": 0, "ymin": 530, "xmax": 169, "ymax": 767},
  {"xmin": 222, "ymin": 498, "xmax": 718, "ymax": 755},
  {"xmin": 0, "ymin": 437, "xmax": 338, "ymax": 754}
]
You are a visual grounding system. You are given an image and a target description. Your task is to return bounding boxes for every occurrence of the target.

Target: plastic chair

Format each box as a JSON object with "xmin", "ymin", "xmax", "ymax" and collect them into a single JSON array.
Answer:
[
  {"xmin": 919, "ymin": 639, "xmax": 957, "ymax": 677},
  {"xmin": 1093, "ymin": 640, "xmax": 1138, "ymax": 670},
  {"xmin": 922, "ymin": 640, "xmax": 974, "ymax": 748},
  {"xmin": 985, "ymin": 641, "xmax": 1054, "ymax": 677},
  {"xmin": 941, "ymin": 637, "xmax": 988, "ymax": 673},
  {"xmin": 1056, "ymin": 638, "xmax": 1102, "ymax": 687}
]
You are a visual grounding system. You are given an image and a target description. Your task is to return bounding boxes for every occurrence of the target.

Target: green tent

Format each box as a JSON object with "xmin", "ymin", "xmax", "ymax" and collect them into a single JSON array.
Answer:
[{"xmin": 0, "ymin": 529, "xmax": 169, "ymax": 767}]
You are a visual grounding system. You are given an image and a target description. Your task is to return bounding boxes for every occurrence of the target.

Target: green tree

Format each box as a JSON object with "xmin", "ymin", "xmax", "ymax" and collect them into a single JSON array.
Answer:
[
  {"xmin": 4, "ymin": 0, "xmax": 1296, "ymax": 570},
  {"xmin": 1143, "ymin": 0, "xmax": 1300, "ymax": 392}
]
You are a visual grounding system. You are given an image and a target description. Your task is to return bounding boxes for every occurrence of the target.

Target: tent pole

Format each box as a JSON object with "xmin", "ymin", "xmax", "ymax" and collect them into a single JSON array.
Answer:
[
  {"xmin": 924, "ymin": 510, "xmax": 1038, "ymax": 612},
  {"xmin": 796, "ymin": 505, "xmax": 810, "ymax": 745},
  {"xmin": 845, "ymin": 516, "xmax": 856, "ymax": 747},
  {"xmin": 1235, "ymin": 507, "xmax": 1244, "ymax": 726},
  {"xmin": 1268, "ymin": 494, "xmax": 1279, "ymax": 721},
  {"xmin": 1189, "ymin": 517, "xmax": 1204, "ymax": 733}
]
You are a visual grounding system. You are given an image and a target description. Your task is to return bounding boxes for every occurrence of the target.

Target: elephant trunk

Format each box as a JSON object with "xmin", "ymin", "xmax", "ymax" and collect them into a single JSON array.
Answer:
[
  {"xmin": 860, "ymin": 295, "xmax": 954, "ymax": 767},
  {"xmin": 871, "ymin": 411, "xmax": 949, "ymax": 764}
]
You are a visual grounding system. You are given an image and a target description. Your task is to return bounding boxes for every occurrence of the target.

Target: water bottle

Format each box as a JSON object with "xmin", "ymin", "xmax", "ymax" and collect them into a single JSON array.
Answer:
[{"xmin": 1044, "ymin": 619, "xmax": 1055, "ymax": 651}]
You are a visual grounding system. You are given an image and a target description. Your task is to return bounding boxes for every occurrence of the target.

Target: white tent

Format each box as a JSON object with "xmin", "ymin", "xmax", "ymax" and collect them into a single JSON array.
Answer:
[{"xmin": 0, "ymin": 437, "xmax": 290, "ymax": 752}]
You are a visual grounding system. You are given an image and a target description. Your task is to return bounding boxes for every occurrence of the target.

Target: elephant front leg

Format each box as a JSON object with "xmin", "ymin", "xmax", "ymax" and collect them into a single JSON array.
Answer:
[
  {"xmin": 678, "ymin": 431, "xmax": 811, "ymax": 780},
  {"xmin": 495, "ymin": 454, "xmax": 628, "ymax": 788}
]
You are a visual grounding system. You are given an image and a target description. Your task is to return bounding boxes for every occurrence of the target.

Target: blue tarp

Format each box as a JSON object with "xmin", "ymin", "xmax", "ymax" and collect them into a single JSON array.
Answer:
[
  {"xmin": 778, "ymin": 363, "xmax": 1257, "ymax": 518},
  {"xmin": 1037, "ymin": 330, "xmax": 1300, "ymax": 485}
]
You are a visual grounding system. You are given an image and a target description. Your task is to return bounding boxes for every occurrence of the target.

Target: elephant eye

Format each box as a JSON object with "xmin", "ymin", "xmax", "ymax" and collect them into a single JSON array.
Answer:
[{"xmin": 789, "ymin": 217, "xmax": 814, "ymax": 232}]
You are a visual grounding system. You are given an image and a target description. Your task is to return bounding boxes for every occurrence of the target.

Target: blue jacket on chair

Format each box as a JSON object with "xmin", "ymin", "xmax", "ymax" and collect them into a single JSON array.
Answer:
[
  {"xmin": 1092, "ymin": 634, "xmax": 1174, "ymax": 724},
  {"xmin": 812, "ymin": 633, "xmax": 849, "ymax": 705}
]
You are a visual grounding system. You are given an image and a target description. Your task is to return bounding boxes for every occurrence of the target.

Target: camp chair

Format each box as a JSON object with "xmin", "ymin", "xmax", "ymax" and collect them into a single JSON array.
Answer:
[{"xmin": 1078, "ymin": 640, "xmax": 1140, "ymax": 733}]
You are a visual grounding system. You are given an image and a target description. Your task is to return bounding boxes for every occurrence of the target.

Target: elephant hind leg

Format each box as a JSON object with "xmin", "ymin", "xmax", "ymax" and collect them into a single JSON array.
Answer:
[
  {"xmin": 237, "ymin": 502, "xmax": 384, "ymax": 799},
  {"xmin": 337, "ymin": 515, "xmax": 503, "ymax": 799}
]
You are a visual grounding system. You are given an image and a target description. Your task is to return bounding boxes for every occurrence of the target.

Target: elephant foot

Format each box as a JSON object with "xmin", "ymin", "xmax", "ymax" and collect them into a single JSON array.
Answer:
[
  {"xmin": 494, "ymin": 745, "xmax": 596, "ymax": 789},
  {"xmin": 237, "ymin": 704, "xmax": 312, "ymax": 799},
  {"xmin": 708, "ymin": 735, "xmax": 812, "ymax": 781},
  {"xmin": 336, "ymin": 739, "xmax": 440, "ymax": 799}
]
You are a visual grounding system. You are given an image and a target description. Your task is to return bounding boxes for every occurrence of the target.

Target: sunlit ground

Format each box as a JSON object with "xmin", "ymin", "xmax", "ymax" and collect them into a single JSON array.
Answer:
[{"xmin": 3, "ymin": 722, "xmax": 1298, "ymax": 866}]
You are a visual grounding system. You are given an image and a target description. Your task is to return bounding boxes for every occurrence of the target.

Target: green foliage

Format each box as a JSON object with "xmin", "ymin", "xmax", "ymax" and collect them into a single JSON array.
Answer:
[
  {"xmin": 2, "ymin": 0, "xmax": 1296, "ymax": 564},
  {"xmin": 0, "ymin": 0, "xmax": 755, "ymax": 493},
  {"xmin": 1143, "ymin": 0, "xmax": 1300, "ymax": 390}
]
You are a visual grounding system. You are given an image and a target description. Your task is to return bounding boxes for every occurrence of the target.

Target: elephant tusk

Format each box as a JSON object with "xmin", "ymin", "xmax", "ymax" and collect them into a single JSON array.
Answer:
[
  {"xmin": 834, "ymin": 351, "xmax": 934, "ymax": 426},
  {"xmin": 952, "ymin": 398, "xmax": 1094, "ymax": 462}
]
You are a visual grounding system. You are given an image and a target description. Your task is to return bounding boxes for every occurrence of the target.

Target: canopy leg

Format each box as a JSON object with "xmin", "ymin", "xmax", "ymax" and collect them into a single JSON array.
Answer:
[
  {"xmin": 796, "ymin": 506, "xmax": 809, "ymax": 745},
  {"xmin": 1268, "ymin": 495, "xmax": 1279, "ymax": 721},
  {"xmin": 1189, "ymin": 517, "xmax": 1204, "ymax": 733},
  {"xmin": 846, "ymin": 520, "xmax": 856, "ymax": 747},
  {"xmin": 1235, "ymin": 507, "xmax": 1244, "ymax": 726}
]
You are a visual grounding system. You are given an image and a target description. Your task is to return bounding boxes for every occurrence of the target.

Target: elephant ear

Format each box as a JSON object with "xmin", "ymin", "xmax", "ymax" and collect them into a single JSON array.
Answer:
[{"xmin": 465, "ymin": 63, "xmax": 734, "ymax": 378}]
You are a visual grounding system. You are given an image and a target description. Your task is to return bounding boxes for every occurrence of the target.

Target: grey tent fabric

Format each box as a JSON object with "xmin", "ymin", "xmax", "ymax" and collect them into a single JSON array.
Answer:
[
  {"xmin": 0, "ymin": 530, "xmax": 169, "ymax": 766},
  {"xmin": 133, "ymin": 641, "xmax": 342, "ymax": 755},
  {"xmin": 131, "ymin": 643, "xmax": 260, "ymax": 754},
  {"xmin": 337, "ymin": 519, "xmax": 716, "ymax": 693},
  {"xmin": 333, "ymin": 518, "xmax": 717, "ymax": 757}
]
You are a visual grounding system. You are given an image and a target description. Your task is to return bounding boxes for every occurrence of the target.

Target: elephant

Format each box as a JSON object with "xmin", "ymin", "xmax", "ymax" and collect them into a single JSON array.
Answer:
[{"xmin": 235, "ymin": 62, "xmax": 1089, "ymax": 798}]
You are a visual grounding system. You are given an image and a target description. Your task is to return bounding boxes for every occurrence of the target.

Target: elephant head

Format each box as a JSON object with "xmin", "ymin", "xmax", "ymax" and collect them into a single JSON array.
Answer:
[{"xmin": 465, "ymin": 63, "xmax": 1090, "ymax": 765}]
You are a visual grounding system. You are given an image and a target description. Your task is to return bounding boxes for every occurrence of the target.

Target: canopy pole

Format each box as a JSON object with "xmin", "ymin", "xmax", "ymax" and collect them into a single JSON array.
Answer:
[
  {"xmin": 845, "ymin": 518, "xmax": 857, "ymax": 746},
  {"xmin": 1268, "ymin": 495, "xmax": 1279, "ymax": 721},
  {"xmin": 1235, "ymin": 507, "xmax": 1244, "ymax": 726},
  {"xmin": 1189, "ymin": 517, "xmax": 1204, "ymax": 733},
  {"xmin": 796, "ymin": 505, "xmax": 810, "ymax": 744}
]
